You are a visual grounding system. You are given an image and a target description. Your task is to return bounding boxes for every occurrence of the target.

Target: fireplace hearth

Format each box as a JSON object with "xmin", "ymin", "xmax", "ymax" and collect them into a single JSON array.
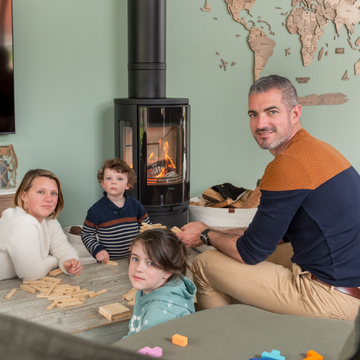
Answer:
[{"xmin": 114, "ymin": 0, "xmax": 190, "ymax": 228}]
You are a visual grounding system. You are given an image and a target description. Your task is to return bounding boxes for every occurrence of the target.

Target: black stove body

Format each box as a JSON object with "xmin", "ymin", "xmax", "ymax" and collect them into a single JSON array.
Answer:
[{"xmin": 114, "ymin": 0, "xmax": 190, "ymax": 228}]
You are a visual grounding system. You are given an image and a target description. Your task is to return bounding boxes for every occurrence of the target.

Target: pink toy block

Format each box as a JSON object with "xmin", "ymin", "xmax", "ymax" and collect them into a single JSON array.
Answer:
[{"xmin": 137, "ymin": 346, "xmax": 163, "ymax": 357}]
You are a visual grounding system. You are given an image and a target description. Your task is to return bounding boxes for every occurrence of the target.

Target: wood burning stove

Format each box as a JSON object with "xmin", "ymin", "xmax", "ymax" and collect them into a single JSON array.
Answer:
[{"xmin": 114, "ymin": 0, "xmax": 190, "ymax": 228}]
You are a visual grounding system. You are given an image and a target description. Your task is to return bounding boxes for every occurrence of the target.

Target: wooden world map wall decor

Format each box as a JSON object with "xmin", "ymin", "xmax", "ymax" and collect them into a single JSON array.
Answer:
[{"xmin": 200, "ymin": 0, "xmax": 360, "ymax": 105}]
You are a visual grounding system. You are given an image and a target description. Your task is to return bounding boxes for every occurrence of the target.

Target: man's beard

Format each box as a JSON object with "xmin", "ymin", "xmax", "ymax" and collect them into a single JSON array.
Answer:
[{"xmin": 254, "ymin": 117, "xmax": 292, "ymax": 150}]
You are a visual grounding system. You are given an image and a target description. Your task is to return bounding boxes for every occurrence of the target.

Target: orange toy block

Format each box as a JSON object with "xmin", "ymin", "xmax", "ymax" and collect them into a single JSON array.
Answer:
[
  {"xmin": 303, "ymin": 350, "xmax": 323, "ymax": 360},
  {"xmin": 172, "ymin": 334, "xmax": 188, "ymax": 347}
]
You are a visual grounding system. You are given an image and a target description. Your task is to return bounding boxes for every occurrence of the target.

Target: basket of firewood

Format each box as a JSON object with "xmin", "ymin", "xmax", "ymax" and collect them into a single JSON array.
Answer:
[{"xmin": 188, "ymin": 182, "xmax": 260, "ymax": 228}]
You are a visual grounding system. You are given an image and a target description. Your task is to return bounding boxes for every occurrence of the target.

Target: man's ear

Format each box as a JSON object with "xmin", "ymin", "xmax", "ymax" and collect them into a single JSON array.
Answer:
[{"xmin": 291, "ymin": 104, "xmax": 302, "ymax": 124}]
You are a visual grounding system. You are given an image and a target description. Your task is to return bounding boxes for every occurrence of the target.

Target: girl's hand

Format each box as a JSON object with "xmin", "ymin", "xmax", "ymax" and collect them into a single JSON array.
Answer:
[
  {"xmin": 63, "ymin": 258, "xmax": 83, "ymax": 275},
  {"xmin": 96, "ymin": 250, "xmax": 110, "ymax": 263}
]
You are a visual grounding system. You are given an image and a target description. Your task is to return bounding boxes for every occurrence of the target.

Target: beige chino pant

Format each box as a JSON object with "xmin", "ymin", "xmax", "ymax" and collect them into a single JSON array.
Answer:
[{"xmin": 192, "ymin": 243, "xmax": 360, "ymax": 320}]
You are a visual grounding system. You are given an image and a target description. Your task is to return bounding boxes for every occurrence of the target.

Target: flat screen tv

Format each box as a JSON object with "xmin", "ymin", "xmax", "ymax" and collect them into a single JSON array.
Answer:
[{"xmin": 0, "ymin": 0, "xmax": 15, "ymax": 135}]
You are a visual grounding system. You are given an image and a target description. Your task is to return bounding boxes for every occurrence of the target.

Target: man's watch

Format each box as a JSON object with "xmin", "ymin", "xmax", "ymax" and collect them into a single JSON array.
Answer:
[{"xmin": 200, "ymin": 229, "xmax": 213, "ymax": 246}]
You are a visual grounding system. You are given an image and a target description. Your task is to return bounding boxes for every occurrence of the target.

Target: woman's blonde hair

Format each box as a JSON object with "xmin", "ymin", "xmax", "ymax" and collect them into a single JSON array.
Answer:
[{"xmin": 14, "ymin": 169, "xmax": 64, "ymax": 219}]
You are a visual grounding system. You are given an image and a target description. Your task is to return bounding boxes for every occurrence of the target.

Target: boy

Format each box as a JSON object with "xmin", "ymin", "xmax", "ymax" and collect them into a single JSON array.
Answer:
[{"xmin": 81, "ymin": 159, "xmax": 151, "ymax": 263}]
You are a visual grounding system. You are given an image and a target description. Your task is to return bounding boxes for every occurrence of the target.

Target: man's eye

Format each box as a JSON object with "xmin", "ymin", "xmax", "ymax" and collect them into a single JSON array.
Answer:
[{"xmin": 269, "ymin": 110, "xmax": 277, "ymax": 115}]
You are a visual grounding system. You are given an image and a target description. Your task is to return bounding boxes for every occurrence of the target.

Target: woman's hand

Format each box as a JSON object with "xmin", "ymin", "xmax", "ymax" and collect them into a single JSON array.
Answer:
[
  {"xmin": 63, "ymin": 258, "xmax": 83, "ymax": 275},
  {"xmin": 96, "ymin": 250, "xmax": 110, "ymax": 263}
]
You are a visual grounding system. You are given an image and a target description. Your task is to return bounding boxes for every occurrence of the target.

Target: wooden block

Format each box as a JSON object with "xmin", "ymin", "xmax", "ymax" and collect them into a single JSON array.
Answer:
[
  {"xmin": 123, "ymin": 288, "xmax": 137, "ymax": 301},
  {"xmin": 47, "ymin": 295, "xmax": 73, "ymax": 301},
  {"xmin": 71, "ymin": 289, "xmax": 88, "ymax": 296},
  {"xmin": 127, "ymin": 299, "xmax": 135, "ymax": 306},
  {"xmin": 46, "ymin": 302, "xmax": 57, "ymax": 311},
  {"xmin": 57, "ymin": 301, "xmax": 84, "ymax": 308},
  {"xmin": 72, "ymin": 291, "xmax": 95, "ymax": 298},
  {"xmin": 45, "ymin": 281, "xmax": 57, "ymax": 296},
  {"xmin": 48, "ymin": 268, "xmax": 63, "ymax": 277},
  {"xmin": 5, "ymin": 289, "xmax": 17, "ymax": 299},
  {"xmin": 99, "ymin": 303, "xmax": 132, "ymax": 320},
  {"xmin": 36, "ymin": 294, "xmax": 49, "ymax": 298},
  {"xmin": 23, "ymin": 281, "xmax": 46, "ymax": 285},
  {"xmin": 107, "ymin": 260, "xmax": 118, "ymax": 267},
  {"xmin": 172, "ymin": 334, "xmax": 188, "ymax": 347},
  {"xmin": 20, "ymin": 285, "xmax": 36, "ymax": 294},
  {"xmin": 171, "ymin": 226, "xmax": 182, "ymax": 234},
  {"xmin": 41, "ymin": 276, "xmax": 62, "ymax": 283},
  {"xmin": 89, "ymin": 289, "xmax": 108, "ymax": 298}
]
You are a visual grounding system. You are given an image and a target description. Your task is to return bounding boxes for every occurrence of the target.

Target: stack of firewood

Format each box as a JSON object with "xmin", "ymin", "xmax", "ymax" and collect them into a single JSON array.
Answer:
[{"xmin": 190, "ymin": 182, "xmax": 261, "ymax": 209}]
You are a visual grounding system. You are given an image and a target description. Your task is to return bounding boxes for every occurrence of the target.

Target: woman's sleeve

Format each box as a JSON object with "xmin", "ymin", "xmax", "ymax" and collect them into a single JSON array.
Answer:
[
  {"xmin": 48, "ymin": 219, "xmax": 79, "ymax": 274},
  {"xmin": 8, "ymin": 222, "xmax": 58, "ymax": 280}
]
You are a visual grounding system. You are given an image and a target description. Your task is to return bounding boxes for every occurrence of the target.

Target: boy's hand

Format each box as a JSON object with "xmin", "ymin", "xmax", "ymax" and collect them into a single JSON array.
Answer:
[
  {"xmin": 63, "ymin": 258, "xmax": 83, "ymax": 275},
  {"xmin": 96, "ymin": 250, "xmax": 110, "ymax": 263}
]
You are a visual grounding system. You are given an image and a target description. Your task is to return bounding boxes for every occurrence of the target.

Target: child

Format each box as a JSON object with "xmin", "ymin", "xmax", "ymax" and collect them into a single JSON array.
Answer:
[
  {"xmin": 124, "ymin": 229, "xmax": 196, "ymax": 338},
  {"xmin": 81, "ymin": 159, "xmax": 151, "ymax": 263}
]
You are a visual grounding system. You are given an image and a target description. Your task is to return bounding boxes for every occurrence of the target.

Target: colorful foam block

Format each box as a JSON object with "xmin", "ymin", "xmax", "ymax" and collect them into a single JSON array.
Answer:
[
  {"xmin": 261, "ymin": 350, "xmax": 285, "ymax": 360},
  {"xmin": 172, "ymin": 334, "xmax": 188, "ymax": 347},
  {"xmin": 303, "ymin": 350, "xmax": 323, "ymax": 360},
  {"xmin": 137, "ymin": 346, "xmax": 163, "ymax": 357}
]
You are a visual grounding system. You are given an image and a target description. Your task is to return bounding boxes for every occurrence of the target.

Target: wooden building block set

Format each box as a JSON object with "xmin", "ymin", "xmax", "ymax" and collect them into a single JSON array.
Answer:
[
  {"xmin": 4, "ymin": 269, "xmax": 109, "ymax": 311},
  {"xmin": 140, "ymin": 222, "xmax": 182, "ymax": 234},
  {"xmin": 98, "ymin": 303, "xmax": 132, "ymax": 320}
]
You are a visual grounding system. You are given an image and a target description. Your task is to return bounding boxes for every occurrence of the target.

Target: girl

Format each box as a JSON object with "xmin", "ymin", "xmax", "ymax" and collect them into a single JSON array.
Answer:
[
  {"xmin": 124, "ymin": 228, "xmax": 196, "ymax": 338},
  {"xmin": 0, "ymin": 169, "xmax": 82, "ymax": 281}
]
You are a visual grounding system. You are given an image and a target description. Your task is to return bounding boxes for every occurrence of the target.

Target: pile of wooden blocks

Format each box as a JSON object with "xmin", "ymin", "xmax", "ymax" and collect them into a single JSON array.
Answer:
[
  {"xmin": 140, "ymin": 222, "xmax": 182, "ymax": 234},
  {"xmin": 97, "ymin": 288, "xmax": 136, "ymax": 321},
  {"xmin": 4, "ymin": 271, "xmax": 108, "ymax": 311}
]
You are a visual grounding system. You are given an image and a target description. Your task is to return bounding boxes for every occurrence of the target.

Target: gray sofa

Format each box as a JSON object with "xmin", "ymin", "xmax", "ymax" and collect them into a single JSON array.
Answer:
[
  {"xmin": 1, "ymin": 304, "xmax": 359, "ymax": 360},
  {"xmin": 116, "ymin": 304, "xmax": 359, "ymax": 360}
]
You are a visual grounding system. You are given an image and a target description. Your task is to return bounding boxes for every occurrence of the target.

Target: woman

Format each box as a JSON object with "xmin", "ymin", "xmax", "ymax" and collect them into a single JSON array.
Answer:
[{"xmin": 0, "ymin": 169, "xmax": 82, "ymax": 281}]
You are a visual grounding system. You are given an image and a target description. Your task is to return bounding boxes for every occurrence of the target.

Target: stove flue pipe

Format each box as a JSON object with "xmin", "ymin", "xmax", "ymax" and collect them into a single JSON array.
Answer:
[{"xmin": 128, "ymin": 0, "xmax": 166, "ymax": 99}]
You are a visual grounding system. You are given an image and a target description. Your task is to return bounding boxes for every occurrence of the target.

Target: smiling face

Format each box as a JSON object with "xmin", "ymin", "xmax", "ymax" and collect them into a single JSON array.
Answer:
[
  {"xmin": 248, "ymin": 88, "xmax": 302, "ymax": 157},
  {"xmin": 101, "ymin": 168, "xmax": 131, "ymax": 199},
  {"xmin": 21, "ymin": 176, "xmax": 59, "ymax": 223},
  {"xmin": 128, "ymin": 243, "xmax": 172, "ymax": 295}
]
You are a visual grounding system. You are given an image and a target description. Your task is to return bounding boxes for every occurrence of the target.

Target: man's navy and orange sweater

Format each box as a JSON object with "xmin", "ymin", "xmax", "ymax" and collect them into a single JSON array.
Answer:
[{"xmin": 237, "ymin": 129, "xmax": 360, "ymax": 287}]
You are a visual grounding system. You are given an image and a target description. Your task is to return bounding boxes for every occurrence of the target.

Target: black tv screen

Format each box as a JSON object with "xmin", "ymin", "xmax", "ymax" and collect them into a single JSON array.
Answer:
[{"xmin": 0, "ymin": 0, "xmax": 15, "ymax": 135}]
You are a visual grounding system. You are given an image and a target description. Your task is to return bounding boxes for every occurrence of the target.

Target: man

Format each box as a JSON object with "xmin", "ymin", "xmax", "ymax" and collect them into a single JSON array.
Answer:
[{"xmin": 178, "ymin": 75, "xmax": 360, "ymax": 320}]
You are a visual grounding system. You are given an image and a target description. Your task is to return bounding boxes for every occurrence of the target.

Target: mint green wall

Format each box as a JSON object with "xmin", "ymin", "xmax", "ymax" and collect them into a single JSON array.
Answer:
[{"xmin": 1, "ymin": 0, "xmax": 359, "ymax": 227}]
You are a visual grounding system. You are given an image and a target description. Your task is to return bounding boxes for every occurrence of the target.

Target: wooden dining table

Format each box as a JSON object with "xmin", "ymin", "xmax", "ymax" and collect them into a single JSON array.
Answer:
[{"xmin": 0, "ymin": 260, "xmax": 134, "ymax": 343}]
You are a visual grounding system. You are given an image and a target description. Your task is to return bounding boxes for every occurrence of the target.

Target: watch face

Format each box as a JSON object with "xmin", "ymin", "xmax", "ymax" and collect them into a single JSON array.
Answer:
[{"xmin": 200, "ymin": 233, "xmax": 207, "ymax": 245}]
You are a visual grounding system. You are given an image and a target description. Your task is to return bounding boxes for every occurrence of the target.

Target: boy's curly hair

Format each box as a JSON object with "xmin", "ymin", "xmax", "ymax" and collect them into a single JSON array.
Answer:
[{"xmin": 97, "ymin": 159, "xmax": 137, "ymax": 190}]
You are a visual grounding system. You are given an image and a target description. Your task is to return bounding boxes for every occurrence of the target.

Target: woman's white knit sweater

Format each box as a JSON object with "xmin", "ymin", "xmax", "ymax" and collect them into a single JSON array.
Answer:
[{"xmin": 0, "ymin": 207, "xmax": 79, "ymax": 281}]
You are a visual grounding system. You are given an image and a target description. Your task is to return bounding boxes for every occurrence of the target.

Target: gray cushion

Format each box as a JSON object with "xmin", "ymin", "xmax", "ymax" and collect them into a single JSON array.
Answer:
[
  {"xmin": 0, "ymin": 312, "xmax": 146, "ymax": 360},
  {"xmin": 116, "ymin": 304, "xmax": 355, "ymax": 360}
]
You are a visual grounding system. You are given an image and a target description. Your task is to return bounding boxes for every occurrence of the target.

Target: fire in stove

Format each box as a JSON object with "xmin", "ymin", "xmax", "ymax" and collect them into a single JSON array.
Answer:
[{"xmin": 147, "ymin": 140, "xmax": 182, "ymax": 185}]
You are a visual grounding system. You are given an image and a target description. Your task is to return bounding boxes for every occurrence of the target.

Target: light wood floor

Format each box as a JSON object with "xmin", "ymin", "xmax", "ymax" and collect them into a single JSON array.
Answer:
[{"xmin": 73, "ymin": 248, "xmax": 200, "ymax": 344}]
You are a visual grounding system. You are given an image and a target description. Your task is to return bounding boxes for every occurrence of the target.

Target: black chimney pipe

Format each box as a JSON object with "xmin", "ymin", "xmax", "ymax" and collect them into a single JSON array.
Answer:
[{"xmin": 128, "ymin": 0, "xmax": 166, "ymax": 99}]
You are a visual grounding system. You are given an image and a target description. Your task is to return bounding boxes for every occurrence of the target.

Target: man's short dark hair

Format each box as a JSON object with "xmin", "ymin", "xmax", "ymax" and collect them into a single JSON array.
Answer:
[{"xmin": 249, "ymin": 75, "xmax": 298, "ymax": 112}]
